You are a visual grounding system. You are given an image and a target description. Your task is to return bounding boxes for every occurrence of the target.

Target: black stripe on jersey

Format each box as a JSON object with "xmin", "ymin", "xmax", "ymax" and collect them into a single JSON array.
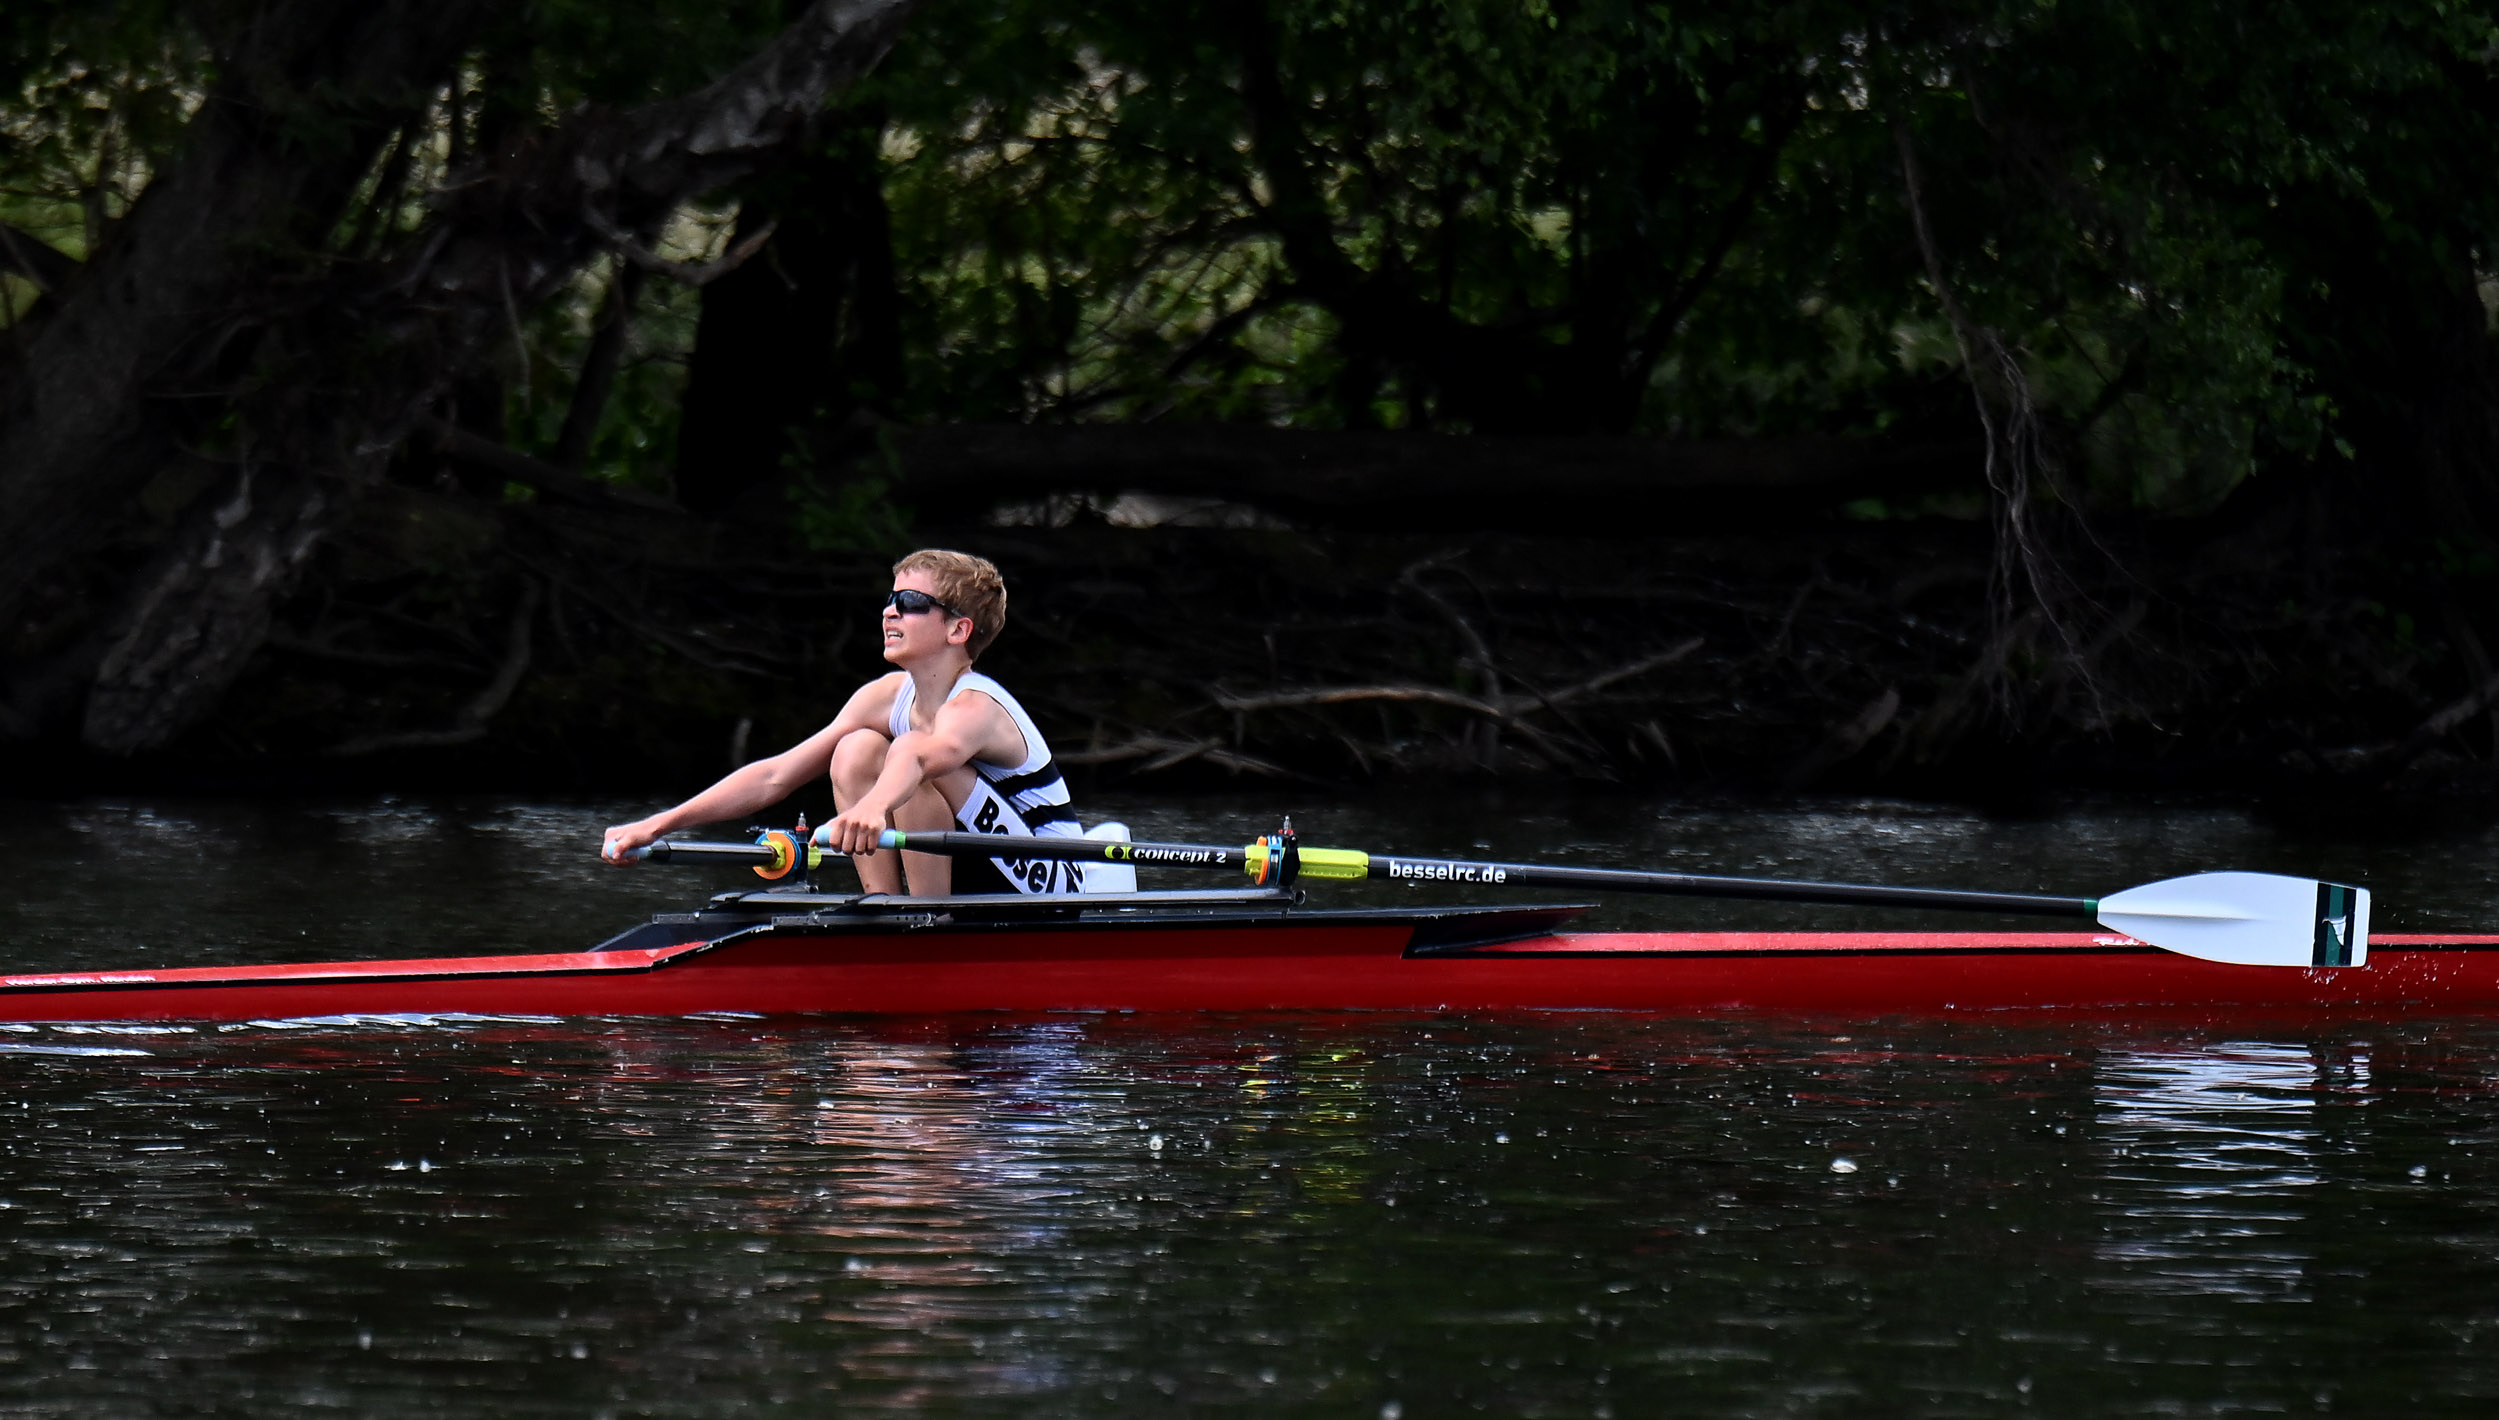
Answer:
[{"xmin": 987, "ymin": 757, "xmax": 1062, "ymax": 799}]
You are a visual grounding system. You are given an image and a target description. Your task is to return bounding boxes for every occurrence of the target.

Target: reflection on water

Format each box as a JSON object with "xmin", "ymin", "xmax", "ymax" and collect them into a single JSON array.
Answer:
[
  {"xmin": 2094, "ymin": 1043, "xmax": 2358, "ymax": 1300},
  {"xmin": 0, "ymin": 1013, "xmax": 2497, "ymax": 1415}
]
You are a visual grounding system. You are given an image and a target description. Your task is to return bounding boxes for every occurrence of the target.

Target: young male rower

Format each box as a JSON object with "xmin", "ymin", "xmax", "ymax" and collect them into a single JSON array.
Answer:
[{"xmin": 600, "ymin": 549, "xmax": 1089, "ymax": 895}]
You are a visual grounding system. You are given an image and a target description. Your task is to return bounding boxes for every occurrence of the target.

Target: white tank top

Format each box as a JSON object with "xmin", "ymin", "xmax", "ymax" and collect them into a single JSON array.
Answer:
[{"xmin": 889, "ymin": 670, "xmax": 1084, "ymax": 892}]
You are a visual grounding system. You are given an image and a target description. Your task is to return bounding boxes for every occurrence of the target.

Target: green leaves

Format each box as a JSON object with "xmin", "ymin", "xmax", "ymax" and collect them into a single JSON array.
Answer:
[
  {"xmin": 811, "ymin": 0, "xmax": 2499, "ymax": 520},
  {"xmin": 12, "ymin": 0, "xmax": 2498, "ymax": 531}
]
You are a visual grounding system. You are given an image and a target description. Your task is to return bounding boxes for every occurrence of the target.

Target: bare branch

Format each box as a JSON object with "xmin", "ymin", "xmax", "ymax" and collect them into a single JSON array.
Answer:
[
  {"xmin": 1785, "ymin": 686, "xmax": 1902, "ymax": 789},
  {"xmin": 568, "ymin": 0, "xmax": 918, "ymax": 236},
  {"xmin": 0, "ymin": 222, "xmax": 78, "ymax": 295},
  {"xmin": 328, "ymin": 582, "xmax": 539, "ymax": 754},
  {"xmin": 1893, "ymin": 120, "xmax": 2098, "ymax": 712},
  {"xmin": 1056, "ymin": 733, "xmax": 1295, "ymax": 778},
  {"xmin": 585, "ymin": 211, "xmax": 779, "ymax": 286},
  {"xmin": 2358, "ymin": 665, "xmax": 2499, "ymax": 779},
  {"xmin": 418, "ymin": 416, "xmax": 676, "ymax": 511},
  {"xmin": 265, "ymin": 630, "xmax": 477, "ymax": 674},
  {"xmin": 1213, "ymin": 684, "xmax": 1508, "ymax": 718},
  {"xmin": 1539, "ymin": 637, "xmax": 1705, "ymax": 707}
]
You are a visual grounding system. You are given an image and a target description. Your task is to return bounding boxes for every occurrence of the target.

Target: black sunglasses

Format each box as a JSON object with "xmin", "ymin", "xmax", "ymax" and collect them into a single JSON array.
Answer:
[{"xmin": 884, "ymin": 588, "xmax": 966, "ymax": 621}]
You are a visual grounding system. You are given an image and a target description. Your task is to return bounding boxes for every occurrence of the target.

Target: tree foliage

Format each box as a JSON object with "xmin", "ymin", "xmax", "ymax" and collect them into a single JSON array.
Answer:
[
  {"xmin": 826, "ymin": 0, "xmax": 2499, "ymax": 519},
  {"xmin": 4, "ymin": 0, "xmax": 2499, "ymax": 763},
  {"xmin": 0, "ymin": 0, "xmax": 910, "ymax": 753}
]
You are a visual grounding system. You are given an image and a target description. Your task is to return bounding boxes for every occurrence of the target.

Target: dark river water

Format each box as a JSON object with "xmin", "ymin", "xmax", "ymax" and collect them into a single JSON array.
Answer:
[{"xmin": 4, "ymin": 792, "xmax": 2499, "ymax": 1415}]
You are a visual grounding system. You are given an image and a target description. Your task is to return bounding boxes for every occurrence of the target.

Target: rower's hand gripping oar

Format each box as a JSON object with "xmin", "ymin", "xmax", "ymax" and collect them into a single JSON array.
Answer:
[{"xmin": 873, "ymin": 828, "xmax": 2371, "ymax": 969}]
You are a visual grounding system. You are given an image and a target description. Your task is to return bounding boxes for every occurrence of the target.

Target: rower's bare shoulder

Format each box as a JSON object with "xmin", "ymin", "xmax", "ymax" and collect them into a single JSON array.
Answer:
[{"xmin": 940, "ymin": 687, "xmax": 1029, "ymax": 761}]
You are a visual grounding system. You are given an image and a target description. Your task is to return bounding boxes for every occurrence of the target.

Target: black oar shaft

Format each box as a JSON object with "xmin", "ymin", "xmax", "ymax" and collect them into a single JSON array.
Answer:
[
  {"xmin": 1365, "ymin": 855, "xmax": 2090, "ymax": 916},
  {"xmin": 870, "ymin": 831, "xmax": 2094, "ymax": 918}
]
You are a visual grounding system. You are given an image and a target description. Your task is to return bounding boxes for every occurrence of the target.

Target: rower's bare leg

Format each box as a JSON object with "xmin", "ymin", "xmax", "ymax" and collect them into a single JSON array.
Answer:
[
  {"xmin": 916, "ymin": 765, "xmax": 979, "ymax": 895},
  {"xmin": 890, "ymin": 782, "xmax": 956, "ymax": 895},
  {"xmin": 830, "ymin": 729, "xmax": 956, "ymax": 895}
]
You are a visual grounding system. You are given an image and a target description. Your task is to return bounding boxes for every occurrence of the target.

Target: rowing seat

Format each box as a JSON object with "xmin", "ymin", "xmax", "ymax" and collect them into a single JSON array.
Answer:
[{"xmin": 1085, "ymin": 821, "xmax": 1138, "ymax": 893}]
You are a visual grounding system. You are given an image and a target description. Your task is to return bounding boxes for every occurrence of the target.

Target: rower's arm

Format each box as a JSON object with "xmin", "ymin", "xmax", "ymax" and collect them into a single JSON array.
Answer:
[
  {"xmin": 846, "ymin": 722, "xmax": 976, "ymax": 820},
  {"xmin": 633, "ymin": 750, "xmax": 817, "ymax": 835},
  {"xmin": 822, "ymin": 694, "xmax": 1015, "ymax": 855},
  {"xmin": 603, "ymin": 678, "xmax": 897, "ymax": 860}
]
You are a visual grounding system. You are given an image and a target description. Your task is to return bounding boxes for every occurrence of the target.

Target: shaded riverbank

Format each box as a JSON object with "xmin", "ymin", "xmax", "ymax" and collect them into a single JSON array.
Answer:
[{"xmin": 15, "ymin": 488, "xmax": 2499, "ymax": 805}]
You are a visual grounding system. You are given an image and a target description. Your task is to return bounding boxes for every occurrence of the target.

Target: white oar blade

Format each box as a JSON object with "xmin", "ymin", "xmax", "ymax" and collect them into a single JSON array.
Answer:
[{"xmin": 2095, "ymin": 872, "xmax": 2368, "ymax": 969}]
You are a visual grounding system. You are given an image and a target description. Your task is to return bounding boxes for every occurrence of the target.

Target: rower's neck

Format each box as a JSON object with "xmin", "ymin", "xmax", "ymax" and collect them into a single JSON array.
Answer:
[{"xmin": 903, "ymin": 653, "xmax": 975, "ymax": 716}]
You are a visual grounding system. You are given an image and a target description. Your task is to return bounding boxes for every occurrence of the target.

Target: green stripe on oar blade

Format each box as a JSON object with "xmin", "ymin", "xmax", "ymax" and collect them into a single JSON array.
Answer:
[
  {"xmin": 2094, "ymin": 872, "xmax": 2370, "ymax": 969},
  {"xmin": 2315, "ymin": 881, "xmax": 2368, "ymax": 967}
]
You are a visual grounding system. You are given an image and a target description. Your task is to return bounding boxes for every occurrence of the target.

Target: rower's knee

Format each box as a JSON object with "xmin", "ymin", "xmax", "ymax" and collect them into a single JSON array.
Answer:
[
  {"xmin": 890, "ymin": 781, "xmax": 953, "ymax": 832},
  {"xmin": 830, "ymin": 729, "xmax": 891, "ymax": 800}
]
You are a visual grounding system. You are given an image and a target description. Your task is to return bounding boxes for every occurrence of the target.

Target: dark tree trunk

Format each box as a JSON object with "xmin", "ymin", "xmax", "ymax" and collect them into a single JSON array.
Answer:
[
  {"xmin": 2365, "ymin": 266, "xmax": 2499, "ymax": 551},
  {"xmin": 0, "ymin": 0, "xmax": 482, "ymax": 620},
  {"xmin": 0, "ymin": 223, "xmax": 78, "ymax": 293},
  {"xmin": 2279, "ymin": 197, "xmax": 2499, "ymax": 553},
  {"xmin": 675, "ymin": 118, "xmax": 902, "ymax": 515},
  {"xmin": 554, "ymin": 262, "xmax": 644, "ymax": 473},
  {"xmin": 82, "ymin": 464, "xmax": 339, "ymax": 752},
  {"xmin": 1229, "ymin": 1, "xmax": 1798, "ymax": 437},
  {"xmin": 0, "ymin": 0, "xmax": 918, "ymax": 754}
]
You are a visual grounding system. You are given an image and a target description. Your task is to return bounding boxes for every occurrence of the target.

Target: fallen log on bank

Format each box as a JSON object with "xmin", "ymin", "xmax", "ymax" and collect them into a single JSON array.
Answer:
[{"xmin": 875, "ymin": 425, "xmax": 1982, "ymax": 529}]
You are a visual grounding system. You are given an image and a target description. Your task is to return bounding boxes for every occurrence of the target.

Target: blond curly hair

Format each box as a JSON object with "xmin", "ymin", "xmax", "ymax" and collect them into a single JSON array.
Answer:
[{"xmin": 892, "ymin": 549, "xmax": 1008, "ymax": 660}]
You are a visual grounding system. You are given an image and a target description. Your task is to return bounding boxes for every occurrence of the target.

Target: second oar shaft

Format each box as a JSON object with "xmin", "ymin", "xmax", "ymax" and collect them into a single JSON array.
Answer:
[
  {"xmin": 877, "ymin": 831, "xmax": 2095, "ymax": 919},
  {"xmin": 1362, "ymin": 854, "xmax": 2090, "ymax": 915}
]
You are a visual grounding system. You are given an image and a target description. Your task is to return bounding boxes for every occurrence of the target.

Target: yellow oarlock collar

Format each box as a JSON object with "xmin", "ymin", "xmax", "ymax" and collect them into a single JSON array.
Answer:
[{"xmin": 1241, "ymin": 839, "xmax": 1369, "ymax": 884}]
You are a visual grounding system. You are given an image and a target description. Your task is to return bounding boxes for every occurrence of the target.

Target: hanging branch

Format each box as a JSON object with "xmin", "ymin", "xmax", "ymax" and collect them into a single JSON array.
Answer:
[
  {"xmin": 1892, "ymin": 120, "xmax": 2100, "ymax": 710},
  {"xmin": 327, "ymin": 581, "xmax": 541, "ymax": 755},
  {"xmin": 554, "ymin": 259, "xmax": 644, "ymax": 472},
  {"xmin": 582, "ymin": 209, "xmax": 780, "ymax": 286}
]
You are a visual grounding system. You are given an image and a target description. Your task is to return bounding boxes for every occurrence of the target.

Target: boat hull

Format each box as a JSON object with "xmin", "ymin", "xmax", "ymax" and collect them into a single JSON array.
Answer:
[{"xmin": 5, "ymin": 914, "xmax": 2499, "ymax": 1021}]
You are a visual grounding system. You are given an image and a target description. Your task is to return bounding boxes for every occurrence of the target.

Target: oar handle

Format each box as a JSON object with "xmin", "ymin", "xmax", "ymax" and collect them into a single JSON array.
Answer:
[
  {"xmin": 619, "ymin": 834, "xmax": 842, "ymax": 882},
  {"xmin": 637, "ymin": 840, "xmax": 779, "ymax": 864},
  {"xmin": 874, "ymin": 831, "xmax": 2095, "ymax": 918},
  {"xmin": 623, "ymin": 838, "xmax": 860, "ymax": 864}
]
